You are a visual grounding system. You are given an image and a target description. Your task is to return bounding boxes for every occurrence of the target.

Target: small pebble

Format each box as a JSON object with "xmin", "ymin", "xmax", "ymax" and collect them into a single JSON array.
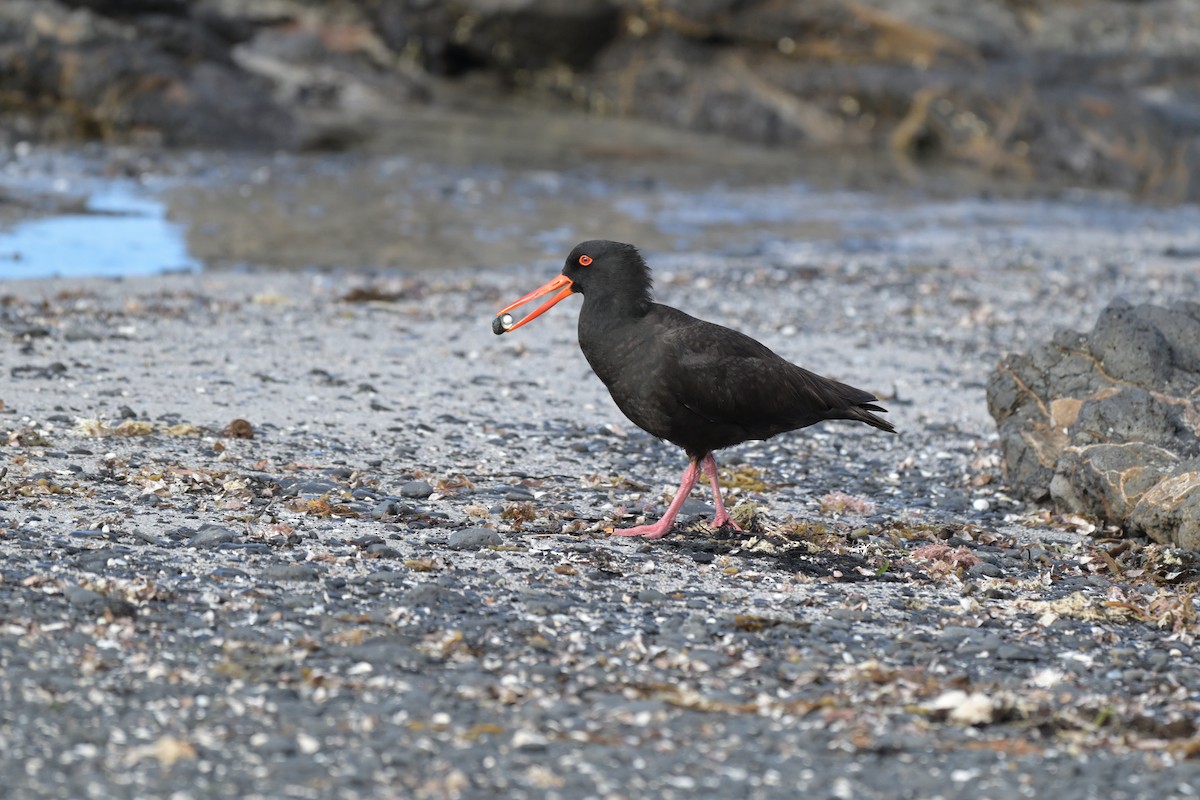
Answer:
[
  {"xmin": 399, "ymin": 480, "xmax": 434, "ymax": 499},
  {"xmin": 261, "ymin": 564, "xmax": 321, "ymax": 582},
  {"xmin": 186, "ymin": 526, "xmax": 237, "ymax": 548},
  {"xmin": 447, "ymin": 527, "xmax": 502, "ymax": 550},
  {"xmin": 967, "ymin": 562, "xmax": 1002, "ymax": 578}
]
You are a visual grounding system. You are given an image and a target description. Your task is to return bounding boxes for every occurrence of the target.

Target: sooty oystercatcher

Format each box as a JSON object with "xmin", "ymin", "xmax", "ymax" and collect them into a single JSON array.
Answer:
[{"xmin": 492, "ymin": 240, "xmax": 895, "ymax": 539}]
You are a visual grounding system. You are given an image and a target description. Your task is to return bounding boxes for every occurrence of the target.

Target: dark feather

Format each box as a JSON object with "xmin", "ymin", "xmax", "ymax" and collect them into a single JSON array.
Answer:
[{"xmin": 580, "ymin": 301, "xmax": 894, "ymax": 458}]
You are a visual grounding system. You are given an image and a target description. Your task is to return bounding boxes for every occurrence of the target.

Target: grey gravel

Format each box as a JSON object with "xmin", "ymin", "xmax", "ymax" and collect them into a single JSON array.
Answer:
[{"xmin": 3, "ymin": 186, "xmax": 1200, "ymax": 800}]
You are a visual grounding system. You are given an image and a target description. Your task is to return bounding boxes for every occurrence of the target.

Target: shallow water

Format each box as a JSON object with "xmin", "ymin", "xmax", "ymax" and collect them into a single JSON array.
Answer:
[
  {"xmin": 1, "ymin": 105, "xmax": 1200, "ymax": 279},
  {"xmin": 0, "ymin": 184, "xmax": 197, "ymax": 279}
]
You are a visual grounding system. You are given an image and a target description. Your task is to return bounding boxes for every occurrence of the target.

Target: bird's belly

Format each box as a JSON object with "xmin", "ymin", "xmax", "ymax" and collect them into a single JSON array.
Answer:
[
  {"xmin": 600, "ymin": 366, "xmax": 752, "ymax": 454},
  {"xmin": 582, "ymin": 344, "xmax": 677, "ymax": 439},
  {"xmin": 608, "ymin": 385, "xmax": 674, "ymax": 439},
  {"xmin": 596, "ymin": 367, "xmax": 670, "ymax": 433}
]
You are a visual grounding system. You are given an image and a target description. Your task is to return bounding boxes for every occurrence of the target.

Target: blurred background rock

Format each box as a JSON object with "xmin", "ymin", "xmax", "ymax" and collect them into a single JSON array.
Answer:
[{"xmin": 2, "ymin": 0, "xmax": 1198, "ymax": 201}]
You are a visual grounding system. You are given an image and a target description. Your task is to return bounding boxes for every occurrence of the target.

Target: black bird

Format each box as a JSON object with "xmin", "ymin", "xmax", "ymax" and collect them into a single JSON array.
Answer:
[{"xmin": 493, "ymin": 240, "xmax": 895, "ymax": 539}]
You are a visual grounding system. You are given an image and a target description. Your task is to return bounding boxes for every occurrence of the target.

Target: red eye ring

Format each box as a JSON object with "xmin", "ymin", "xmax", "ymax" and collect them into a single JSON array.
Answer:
[{"xmin": 579, "ymin": 254, "xmax": 593, "ymax": 266}]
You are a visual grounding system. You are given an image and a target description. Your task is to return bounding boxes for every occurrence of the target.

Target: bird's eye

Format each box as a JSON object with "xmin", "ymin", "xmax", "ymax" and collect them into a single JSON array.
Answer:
[{"xmin": 579, "ymin": 254, "xmax": 593, "ymax": 266}]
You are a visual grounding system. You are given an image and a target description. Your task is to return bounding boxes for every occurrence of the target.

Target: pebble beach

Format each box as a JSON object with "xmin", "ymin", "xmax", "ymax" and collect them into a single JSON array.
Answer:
[{"xmin": 3, "ymin": 187, "xmax": 1200, "ymax": 799}]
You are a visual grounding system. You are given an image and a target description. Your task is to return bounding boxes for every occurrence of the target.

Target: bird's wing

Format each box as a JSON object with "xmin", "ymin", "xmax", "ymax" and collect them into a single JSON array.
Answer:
[{"xmin": 656, "ymin": 307, "xmax": 870, "ymax": 428}]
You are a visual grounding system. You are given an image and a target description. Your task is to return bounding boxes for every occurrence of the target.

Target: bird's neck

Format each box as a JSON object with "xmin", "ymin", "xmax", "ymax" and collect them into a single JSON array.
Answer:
[
  {"xmin": 580, "ymin": 289, "xmax": 652, "ymax": 327},
  {"xmin": 577, "ymin": 297, "xmax": 655, "ymax": 386}
]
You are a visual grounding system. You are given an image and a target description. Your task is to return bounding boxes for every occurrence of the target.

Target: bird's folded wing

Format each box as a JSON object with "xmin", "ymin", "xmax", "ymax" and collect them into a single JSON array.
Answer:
[{"xmin": 664, "ymin": 319, "xmax": 829, "ymax": 426}]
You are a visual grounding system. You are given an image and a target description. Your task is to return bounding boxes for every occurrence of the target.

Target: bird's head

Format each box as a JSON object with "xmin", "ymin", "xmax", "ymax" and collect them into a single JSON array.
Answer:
[{"xmin": 492, "ymin": 240, "xmax": 653, "ymax": 335}]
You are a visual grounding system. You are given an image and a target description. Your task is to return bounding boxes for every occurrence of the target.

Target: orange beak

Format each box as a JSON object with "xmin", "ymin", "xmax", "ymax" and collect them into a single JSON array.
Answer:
[{"xmin": 492, "ymin": 274, "xmax": 574, "ymax": 335}]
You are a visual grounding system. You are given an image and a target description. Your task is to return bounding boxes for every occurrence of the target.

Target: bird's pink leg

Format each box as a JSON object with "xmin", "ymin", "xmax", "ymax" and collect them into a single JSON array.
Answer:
[
  {"xmin": 613, "ymin": 459, "xmax": 700, "ymax": 539},
  {"xmin": 701, "ymin": 453, "xmax": 742, "ymax": 531}
]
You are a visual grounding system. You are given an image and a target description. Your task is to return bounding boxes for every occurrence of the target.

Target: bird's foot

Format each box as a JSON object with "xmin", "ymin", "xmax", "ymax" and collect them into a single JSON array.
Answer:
[
  {"xmin": 711, "ymin": 513, "xmax": 743, "ymax": 532},
  {"xmin": 612, "ymin": 522, "xmax": 674, "ymax": 539}
]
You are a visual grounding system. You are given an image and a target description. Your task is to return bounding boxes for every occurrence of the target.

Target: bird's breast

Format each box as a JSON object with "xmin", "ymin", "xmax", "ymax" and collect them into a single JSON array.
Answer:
[
  {"xmin": 578, "ymin": 322, "xmax": 647, "ymax": 391},
  {"xmin": 577, "ymin": 312, "xmax": 685, "ymax": 443}
]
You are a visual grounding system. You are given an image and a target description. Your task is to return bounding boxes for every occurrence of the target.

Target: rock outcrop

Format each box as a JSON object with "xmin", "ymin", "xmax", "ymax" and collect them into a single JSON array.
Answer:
[
  {"xmin": 0, "ymin": 0, "xmax": 296, "ymax": 148},
  {"xmin": 2, "ymin": 0, "xmax": 1200, "ymax": 200},
  {"xmin": 988, "ymin": 299, "xmax": 1200, "ymax": 549}
]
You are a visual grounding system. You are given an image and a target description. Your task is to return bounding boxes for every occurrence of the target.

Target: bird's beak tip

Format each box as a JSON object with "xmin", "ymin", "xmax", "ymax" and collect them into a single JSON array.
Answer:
[
  {"xmin": 491, "ymin": 315, "xmax": 510, "ymax": 335},
  {"xmin": 492, "ymin": 274, "xmax": 573, "ymax": 335}
]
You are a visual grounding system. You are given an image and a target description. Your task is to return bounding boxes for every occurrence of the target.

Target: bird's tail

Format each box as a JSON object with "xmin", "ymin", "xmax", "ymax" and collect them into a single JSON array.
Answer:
[
  {"xmin": 791, "ymin": 366, "xmax": 897, "ymax": 434},
  {"xmin": 836, "ymin": 401, "xmax": 896, "ymax": 433},
  {"xmin": 827, "ymin": 380, "xmax": 896, "ymax": 433}
]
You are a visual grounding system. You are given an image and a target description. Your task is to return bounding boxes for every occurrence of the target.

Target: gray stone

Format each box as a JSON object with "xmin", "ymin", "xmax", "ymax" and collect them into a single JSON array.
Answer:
[
  {"xmin": 966, "ymin": 562, "xmax": 1001, "ymax": 579},
  {"xmin": 68, "ymin": 588, "xmax": 108, "ymax": 612},
  {"xmin": 365, "ymin": 570, "xmax": 408, "ymax": 584},
  {"xmin": 989, "ymin": 298, "xmax": 1200, "ymax": 549},
  {"xmin": 1129, "ymin": 472, "xmax": 1200, "ymax": 551},
  {"xmin": 1075, "ymin": 388, "xmax": 1190, "ymax": 450},
  {"xmin": 1149, "ymin": 302, "xmax": 1200, "ymax": 375},
  {"xmin": 996, "ymin": 644, "xmax": 1040, "ymax": 662},
  {"xmin": 523, "ymin": 595, "xmax": 571, "ymax": 615},
  {"xmin": 70, "ymin": 529, "xmax": 107, "ymax": 539},
  {"xmin": 217, "ymin": 542, "xmax": 271, "ymax": 554},
  {"xmin": 186, "ymin": 525, "xmax": 238, "ymax": 548},
  {"xmin": 68, "ymin": 587, "xmax": 136, "ymax": 618},
  {"xmin": 1088, "ymin": 298, "xmax": 1173, "ymax": 387},
  {"xmin": 403, "ymin": 583, "xmax": 459, "ymax": 607},
  {"xmin": 261, "ymin": 564, "xmax": 321, "ymax": 582},
  {"xmin": 399, "ymin": 480, "xmax": 434, "ymax": 499},
  {"xmin": 447, "ymin": 527, "xmax": 502, "ymax": 550},
  {"xmin": 1052, "ymin": 443, "xmax": 1181, "ymax": 521},
  {"xmin": 370, "ymin": 498, "xmax": 410, "ymax": 518},
  {"xmin": 366, "ymin": 543, "xmax": 402, "ymax": 559}
]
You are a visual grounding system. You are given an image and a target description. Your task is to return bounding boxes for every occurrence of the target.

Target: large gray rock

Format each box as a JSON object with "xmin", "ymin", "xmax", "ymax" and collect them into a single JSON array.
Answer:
[
  {"xmin": 569, "ymin": 0, "xmax": 1200, "ymax": 199},
  {"xmin": 988, "ymin": 298, "xmax": 1200, "ymax": 549},
  {"xmin": 369, "ymin": 0, "xmax": 621, "ymax": 76},
  {"xmin": 0, "ymin": 0, "xmax": 294, "ymax": 148}
]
